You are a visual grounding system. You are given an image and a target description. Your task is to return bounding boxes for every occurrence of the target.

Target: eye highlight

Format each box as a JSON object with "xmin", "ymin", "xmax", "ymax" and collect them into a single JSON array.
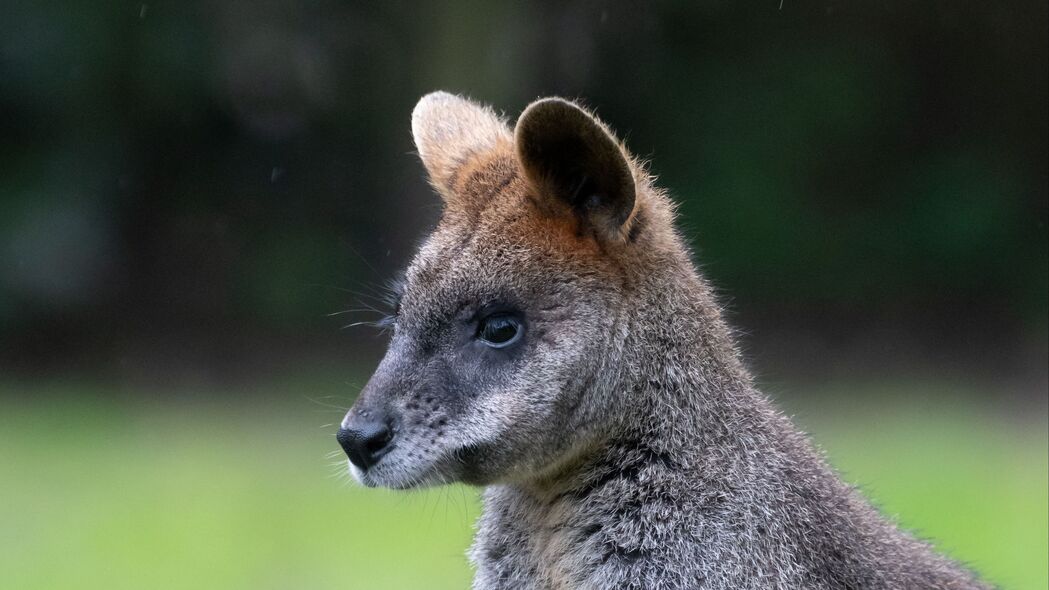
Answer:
[{"xmin": 477, "ymin": 313, "xmax": 523, "ymax": 348}]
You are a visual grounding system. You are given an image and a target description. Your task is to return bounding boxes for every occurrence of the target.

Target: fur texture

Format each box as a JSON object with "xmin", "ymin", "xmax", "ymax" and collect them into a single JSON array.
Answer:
[{"xmin": 340, "ymin": 92, "xmax": 990, "ymax": 589}]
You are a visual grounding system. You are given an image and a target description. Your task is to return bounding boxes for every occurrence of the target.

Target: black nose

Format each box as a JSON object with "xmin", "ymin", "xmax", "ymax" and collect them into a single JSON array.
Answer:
[{"xmin": 337, "ymin": 420, "xmax": 394, "ymax": 471}]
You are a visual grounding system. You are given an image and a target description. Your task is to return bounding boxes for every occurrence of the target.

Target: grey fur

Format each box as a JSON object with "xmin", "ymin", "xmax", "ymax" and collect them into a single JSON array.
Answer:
[{"xmin": 340, "ymin": 92, "xmax": 991, "ymax": 590}]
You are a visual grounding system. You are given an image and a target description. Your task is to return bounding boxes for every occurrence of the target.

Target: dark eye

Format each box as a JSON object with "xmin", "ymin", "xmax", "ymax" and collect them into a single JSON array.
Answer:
[{"xmin": 477, "ymin": 314, "xmax": 523, "ymax": 348}]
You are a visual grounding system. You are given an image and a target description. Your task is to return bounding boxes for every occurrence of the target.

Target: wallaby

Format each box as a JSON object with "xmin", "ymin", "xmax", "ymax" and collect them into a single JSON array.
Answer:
[{"xmin": 336, "ymin": 92, "xmax": 990, "ymax": 590}]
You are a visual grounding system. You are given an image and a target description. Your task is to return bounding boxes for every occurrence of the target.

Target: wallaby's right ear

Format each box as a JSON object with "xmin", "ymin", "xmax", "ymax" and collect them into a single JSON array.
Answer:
[{"xmin": 411, "ymin": 91, "xmax": 511, "ymax": 199}]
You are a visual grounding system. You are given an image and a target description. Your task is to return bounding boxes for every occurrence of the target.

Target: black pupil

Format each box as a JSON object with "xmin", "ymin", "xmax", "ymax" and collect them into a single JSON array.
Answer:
[{"xmin": 481, "ymin": 316, "xmax": 518, "ymax": 344}]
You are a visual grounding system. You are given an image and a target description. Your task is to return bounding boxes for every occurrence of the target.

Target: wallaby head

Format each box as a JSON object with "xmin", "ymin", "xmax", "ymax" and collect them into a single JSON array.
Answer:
[{"xmin": 338, "ymin": 92, "xmax": 687, "ymax": 489}]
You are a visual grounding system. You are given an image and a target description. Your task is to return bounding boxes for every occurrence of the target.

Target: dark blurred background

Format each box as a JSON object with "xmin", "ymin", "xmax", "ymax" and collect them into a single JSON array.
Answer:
[
  {"xmin": 1, "ymin": 2, "xmax": 1047, "ymax": 589},
  {"xmin": 1, "ymin": 1, "xmax": 1046, "ymax": 395}
]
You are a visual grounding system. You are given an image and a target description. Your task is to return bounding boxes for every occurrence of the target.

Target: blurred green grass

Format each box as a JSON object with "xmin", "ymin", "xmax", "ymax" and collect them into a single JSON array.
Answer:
[{"xmin": 1, "ymin": 381, "xmax": 1045, "ymax": 590}]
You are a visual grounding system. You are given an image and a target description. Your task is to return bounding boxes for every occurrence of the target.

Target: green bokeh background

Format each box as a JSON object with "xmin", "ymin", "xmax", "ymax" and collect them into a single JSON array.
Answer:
[
  {"xmin": 2, "ymin": 380, "xmax": 1045, "ymax": 589},
  {"xmin": 1, "ymin": 1, "xmax": 1046, "ymax": 589}
]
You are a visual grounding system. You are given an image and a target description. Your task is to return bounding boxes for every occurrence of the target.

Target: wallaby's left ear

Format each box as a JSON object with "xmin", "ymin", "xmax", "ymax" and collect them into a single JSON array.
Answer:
[
  {"xmin": 514, "ymin": 98, "xmax": 637, "ymax": 241},
  {"xmin": 412, "ymin": 91, "xmax": 511, "ymax": 200}
]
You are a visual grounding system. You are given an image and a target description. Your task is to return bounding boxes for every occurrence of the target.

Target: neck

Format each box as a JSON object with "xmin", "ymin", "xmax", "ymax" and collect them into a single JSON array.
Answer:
[{"xmin": 523, "ymin": 259, "xmax": 759, "ymax": 498}]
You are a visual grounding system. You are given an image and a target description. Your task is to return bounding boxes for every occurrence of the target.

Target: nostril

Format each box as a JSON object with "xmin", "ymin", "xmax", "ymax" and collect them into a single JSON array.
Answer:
[
  {"xmin": 337, "ymin": 421, "xmax": 395, "ymax": 471},
  {"xmin": 365, "ymin": 425, "xmax": 393, "ymax": 455}
]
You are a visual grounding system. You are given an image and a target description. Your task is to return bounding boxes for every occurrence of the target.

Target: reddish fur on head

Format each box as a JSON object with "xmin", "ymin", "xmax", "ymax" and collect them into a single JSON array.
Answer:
[{"xmin": 410, "ymin": 92, "xmax": 679, "ymax": 269}]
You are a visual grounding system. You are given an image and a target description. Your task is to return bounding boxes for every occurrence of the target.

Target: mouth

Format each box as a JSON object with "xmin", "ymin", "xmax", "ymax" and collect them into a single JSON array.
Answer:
[
  {"xmin": 343, "ymin": 444, "xmax": 474, "ymax": 490},
  {"xmin": 346, "ymin": 459, "xmax": 371, "ymax": 486},
  {"xmin": 343, "ymin": 453, "xmax": 424, "ymax": 489}
]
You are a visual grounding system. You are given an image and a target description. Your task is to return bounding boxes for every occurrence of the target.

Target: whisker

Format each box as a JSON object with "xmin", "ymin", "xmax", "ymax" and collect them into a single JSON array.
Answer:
[{"xmin": 302, "ymin": 395, "xmax": 351, "ymax": 411}]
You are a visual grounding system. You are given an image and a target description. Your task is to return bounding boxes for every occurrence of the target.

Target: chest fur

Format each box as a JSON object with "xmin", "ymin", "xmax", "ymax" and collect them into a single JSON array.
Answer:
[{"xmin": 470, "ymin": 484, "xmax": 677, "ymax": 590}]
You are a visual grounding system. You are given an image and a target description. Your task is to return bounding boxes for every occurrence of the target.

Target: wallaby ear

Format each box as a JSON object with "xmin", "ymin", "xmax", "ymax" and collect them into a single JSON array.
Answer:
[
  {"xmin": 411, "ymin": 91, "xmax": 511, "ymax": 198},
  {"xmin": 514, "ymin": 98, "xmax": 636, "ymax": 241}
]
